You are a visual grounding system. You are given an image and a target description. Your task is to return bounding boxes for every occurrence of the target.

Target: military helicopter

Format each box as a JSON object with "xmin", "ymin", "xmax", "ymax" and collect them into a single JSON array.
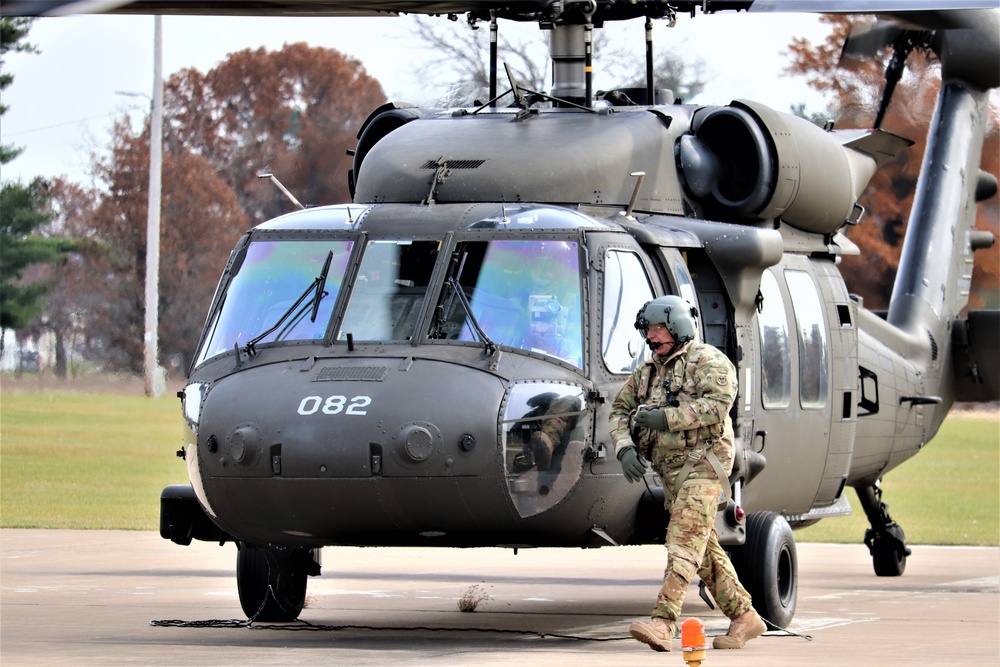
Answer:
[{"xmin": 5, "ymin": 0, "xmax": 997, "ymax": 630}]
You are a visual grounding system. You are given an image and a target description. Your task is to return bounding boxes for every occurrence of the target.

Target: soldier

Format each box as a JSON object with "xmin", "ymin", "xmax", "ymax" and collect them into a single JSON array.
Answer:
[
  {"xmin": 511, "ymin": 391, "xmax": 582, "ymax": 474},
  {"xmin": 609, "ymin": 295, "xmax": 766, "ymax": 652}
]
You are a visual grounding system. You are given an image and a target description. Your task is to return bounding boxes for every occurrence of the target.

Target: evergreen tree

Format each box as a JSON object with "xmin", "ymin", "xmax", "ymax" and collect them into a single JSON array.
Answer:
[
  {"xmin": 0, "ymin": 18, "xmax": 74, "ymax": 359},
  {"xmin": 1, "ymin": 17, "xmax": 36, "ymax": 164}
]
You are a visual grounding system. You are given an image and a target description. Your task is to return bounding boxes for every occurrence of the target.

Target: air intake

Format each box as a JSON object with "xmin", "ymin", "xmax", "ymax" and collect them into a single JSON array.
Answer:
[{"xmin": 420, "ymin": 159, "xmax": 486, "ymax": 170}]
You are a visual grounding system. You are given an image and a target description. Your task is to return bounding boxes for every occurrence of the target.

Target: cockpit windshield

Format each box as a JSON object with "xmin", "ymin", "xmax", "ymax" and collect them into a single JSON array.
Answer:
[
  {"xmin": 339, "ymin": 239, "xmax": 442, "ymax": 341},
  {"xmin": 431, "ymin": 239, "xmax": 583, "ymax": 368},
  {"xmin": 195, "ymin": 233, "xmax": 585, "ymax": 369},
  {"xmin": 195, "ymin": 239, "xmax": 354, "ymax": 365}
]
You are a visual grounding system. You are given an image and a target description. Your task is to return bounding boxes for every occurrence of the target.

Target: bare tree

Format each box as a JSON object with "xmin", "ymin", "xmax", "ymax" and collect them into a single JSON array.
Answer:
[
  {"xmin": 411, "ymin": 15, "xmax": 705, "ymax": 107},
  {"xmin": 412, "ymin": 16, "xmax": 548, "ymax": 107}
]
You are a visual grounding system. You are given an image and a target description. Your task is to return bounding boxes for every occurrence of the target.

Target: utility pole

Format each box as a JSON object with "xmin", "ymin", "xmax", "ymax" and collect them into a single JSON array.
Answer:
[{"xmin": 144, "ymin": 15, "xmax": 164, "ymax": 397}]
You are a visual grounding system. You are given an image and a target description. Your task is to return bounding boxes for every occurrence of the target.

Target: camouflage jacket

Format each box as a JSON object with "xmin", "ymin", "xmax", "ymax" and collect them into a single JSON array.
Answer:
[{"xmin": 609, "ymin": 341, "xmax": 737, "ymax": 480}]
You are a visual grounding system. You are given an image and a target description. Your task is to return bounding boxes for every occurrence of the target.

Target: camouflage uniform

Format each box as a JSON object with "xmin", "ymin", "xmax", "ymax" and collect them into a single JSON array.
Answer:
[
  {"xmin": 609, "ymin": 340, "xmax": 754, "ymax": 624},
  {"xmin": 512, "ymin": 392, "xmax": 582, "ymax": 472}
]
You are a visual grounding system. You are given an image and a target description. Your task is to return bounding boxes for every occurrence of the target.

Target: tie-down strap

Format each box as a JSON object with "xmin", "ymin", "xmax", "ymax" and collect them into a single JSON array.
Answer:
[{"xmin": 665, "ymin": 445, "xmax": 730, "ymax": 510}]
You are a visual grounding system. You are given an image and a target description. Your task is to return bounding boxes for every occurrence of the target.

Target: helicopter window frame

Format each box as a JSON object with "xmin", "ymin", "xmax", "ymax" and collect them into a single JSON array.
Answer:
[
  {"xmin": 425, "ymin": 236, "xmax": 586, "ymax": 369},
  {"xmin": 467, "ymin": 203, "xmax": 608, "ymax": 230},
  {"xmin": 601, "ymin": 248, "xmax": 656, "ymax": 375},
  {"xmin": 337, "ymin": 237, "xmax": 446, "ymax": 344},
  {"xmin": 785, "ymin": 268, "xmax": 830, "ymax": 410},
  {"xmin": 757, "ymin": 268, "xmax": 793, "ymax": 410},
  {"xmin": 673, "ymin": 256, "xmax": 699, "ymax": 320},
  {"xmin": 193, "ymin": 235, "xmax": 358, "ymax": 367},
  {"xmin": 655, "ymin": 247, "xmax": 705, "ymax": 342},
  {"xmin": 500, "ymin": 380, "xmax": 591, "ymax": 519}
]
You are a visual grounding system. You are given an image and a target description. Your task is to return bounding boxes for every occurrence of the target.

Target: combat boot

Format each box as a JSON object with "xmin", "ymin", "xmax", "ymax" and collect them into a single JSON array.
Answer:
[
  {"xmin": 629, "ymin": 617, "xmax": 674, "ymax": 652},
  {"xmin": 713, "ymin": 609, "xmax": 766, "ymax": 649},
  {"xmin": 511, "ymin": 447, "xmax": 535, "ymax": 474}
]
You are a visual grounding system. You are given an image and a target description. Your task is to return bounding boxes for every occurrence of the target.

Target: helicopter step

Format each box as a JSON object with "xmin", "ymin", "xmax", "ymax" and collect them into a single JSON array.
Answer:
[{"xmin": 159, "ymin": 484, "xmax": 229, "ymax": 546}]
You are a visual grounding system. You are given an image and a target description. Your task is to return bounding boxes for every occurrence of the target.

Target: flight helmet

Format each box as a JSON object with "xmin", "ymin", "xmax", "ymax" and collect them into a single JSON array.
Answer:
[{"xmin": 635, "ymin": 295, "xmax": 699, "ymax": 344}]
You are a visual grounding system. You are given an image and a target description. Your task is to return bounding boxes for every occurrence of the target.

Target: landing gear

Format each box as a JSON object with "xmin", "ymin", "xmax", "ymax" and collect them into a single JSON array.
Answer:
[
  {"xmin": 857, "ymin": 482, "xmax": 911, "ymax": 577},
  {"xmin": 728, "ymin": 511, "xmax": 798, "ymax": 629},
  {"xmin": 236, "ymin": 542, "xmax": 319, "ymax": 621}
]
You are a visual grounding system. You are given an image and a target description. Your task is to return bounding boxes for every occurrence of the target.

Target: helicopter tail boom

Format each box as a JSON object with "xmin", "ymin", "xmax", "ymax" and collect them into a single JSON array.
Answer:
[{"xmin": 885, "ymin": 79, "xmax": 995, "ymax": 429}]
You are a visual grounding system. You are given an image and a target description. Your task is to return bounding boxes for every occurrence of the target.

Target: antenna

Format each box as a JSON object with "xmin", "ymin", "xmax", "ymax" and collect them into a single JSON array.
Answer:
[
  {"xmin": 625, "ymin": 171, "xmax": 646, "ymax": 219},
  {"xmin": 257, "ymin": 171, "xmax": 305, "ymax": 210}
]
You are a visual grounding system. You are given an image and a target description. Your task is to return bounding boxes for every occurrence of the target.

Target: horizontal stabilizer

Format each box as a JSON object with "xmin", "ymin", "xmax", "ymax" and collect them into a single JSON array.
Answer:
[{"xmin": 844, "ymin": 130, "xmax": 914, "ymax": 169}]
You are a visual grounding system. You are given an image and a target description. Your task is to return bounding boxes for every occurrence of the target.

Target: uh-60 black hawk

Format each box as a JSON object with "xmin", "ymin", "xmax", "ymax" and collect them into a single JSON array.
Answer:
[{"xmin": 7, "ymin": 0, "xmax": 997, "ymax": 629}]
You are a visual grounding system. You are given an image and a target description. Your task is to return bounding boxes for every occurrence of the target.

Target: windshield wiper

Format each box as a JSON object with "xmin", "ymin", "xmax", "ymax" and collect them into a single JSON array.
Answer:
[
  {"xmin": 241, "ymin": 250, "xmax": 333, "ymax": 359},
  {"xmin": 446, "ymin": 277, "xmax": 496, "ymax": 356},
  {"xmin": 311, "ymin": 250, "xmax": 334, "ymax": 324}
]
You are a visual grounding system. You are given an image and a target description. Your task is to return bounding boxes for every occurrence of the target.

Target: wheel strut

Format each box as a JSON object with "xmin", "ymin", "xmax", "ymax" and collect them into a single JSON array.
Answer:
[{"xmin": 857, "ymin": 482, "xmax": 911, "ymax": 577}]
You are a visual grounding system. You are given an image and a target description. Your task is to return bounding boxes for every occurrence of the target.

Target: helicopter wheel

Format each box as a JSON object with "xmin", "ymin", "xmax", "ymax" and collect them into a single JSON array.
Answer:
[
  {"xmin": 867, "ymin": 530, "xmax": 908, "ymax": 577},
  {"xmin": 728, "ymin": 511, "xmax": 798, "ymax": 630},
  {"xmin": 236, "ymin": 542, "xmax": 309, "ymax": 621}
]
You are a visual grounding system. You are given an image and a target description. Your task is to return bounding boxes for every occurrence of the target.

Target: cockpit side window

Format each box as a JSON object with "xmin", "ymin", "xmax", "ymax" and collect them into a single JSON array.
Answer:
[
  {"xmin": 674, "ymin": 259, "xmax": 698, "ymax": 316},
  {"xmin": 339, "ymin": 239, "xmax": 442, "ymax": 342},
  {"xmin": 602, "ymin": 250, "xmax": 654, "ymax": 374},
  {"xmin": 430, "ymin": 239, "xmax": 584, "ymax": 368},
  {"xmin": 195, "ymin": 239, "xmax": 353, "ymax": 366}
]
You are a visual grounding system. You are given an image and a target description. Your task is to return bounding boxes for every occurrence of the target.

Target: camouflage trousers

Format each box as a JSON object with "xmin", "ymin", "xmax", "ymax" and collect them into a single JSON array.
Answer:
[{"xmin": 651, "ymin": 476, "xmax": 753, "ymax": 623}]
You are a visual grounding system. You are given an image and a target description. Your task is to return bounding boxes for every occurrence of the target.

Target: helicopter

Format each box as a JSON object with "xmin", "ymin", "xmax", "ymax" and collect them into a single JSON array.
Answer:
[{"xmin": 4, "ymin": 0, "xmax": 997, "ymax": 631}]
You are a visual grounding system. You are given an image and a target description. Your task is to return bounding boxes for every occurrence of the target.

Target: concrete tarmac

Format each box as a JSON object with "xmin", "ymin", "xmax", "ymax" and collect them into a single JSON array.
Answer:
[{"xmin": 1, "ymin": 529, "xmax": 998, "ymax": 666}]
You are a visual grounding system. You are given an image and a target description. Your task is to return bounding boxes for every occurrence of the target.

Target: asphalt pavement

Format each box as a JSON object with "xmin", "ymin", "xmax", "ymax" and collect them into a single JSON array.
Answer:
[{"xmin": 1, "ymin": 529, "xmax": 997, "ymax": 666}]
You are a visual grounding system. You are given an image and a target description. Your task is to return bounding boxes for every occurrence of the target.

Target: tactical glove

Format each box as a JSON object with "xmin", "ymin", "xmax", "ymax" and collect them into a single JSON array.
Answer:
[
  {"xmin": 633, "ymin": 408, "xmax": 668, "ymax": 431},
  {"xmin": 617, "ymin": 445, "xmax": 648, "ymax": 483}
]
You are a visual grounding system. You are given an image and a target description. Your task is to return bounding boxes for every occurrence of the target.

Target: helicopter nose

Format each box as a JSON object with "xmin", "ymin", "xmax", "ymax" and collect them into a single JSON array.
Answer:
[{"xmin": 196, "ymin": 358, "xmax": 505, "ymax": 482}]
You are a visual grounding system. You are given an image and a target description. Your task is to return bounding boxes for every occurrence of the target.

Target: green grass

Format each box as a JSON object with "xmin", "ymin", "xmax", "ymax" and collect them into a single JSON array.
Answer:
[
  {"xmin": 1, "ymin": 390, "xmax": 997, "ymax": 544},
  {"xmin": 1, "ymin": 391, "xmax": 189, "ymax": 530},
  {"xmin": 795, "ymin": 415, "xmax": 999, "ymax": 546}
]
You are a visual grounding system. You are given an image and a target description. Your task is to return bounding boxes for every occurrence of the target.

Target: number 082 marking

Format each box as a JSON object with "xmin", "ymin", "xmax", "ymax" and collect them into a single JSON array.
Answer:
[{"xmin": 297, "ymin": 395, "xmax": 372, "ymax": 416}]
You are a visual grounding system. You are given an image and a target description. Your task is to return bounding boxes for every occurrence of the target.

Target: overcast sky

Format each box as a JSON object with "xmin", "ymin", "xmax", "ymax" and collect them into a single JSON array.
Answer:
[{"xmin": 0, "ymin": 11, "xmax": 831, "ymax": 186}]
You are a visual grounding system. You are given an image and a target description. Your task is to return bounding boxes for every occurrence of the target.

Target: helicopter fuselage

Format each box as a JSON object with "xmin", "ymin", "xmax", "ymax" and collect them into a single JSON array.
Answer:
[
  {"xmin": 161, "ymin": 66, "xmax": 996, "ymax": 625},
  {"xmin": 174, "ymin": 90, "xmax": 989, "ymax": 550}
]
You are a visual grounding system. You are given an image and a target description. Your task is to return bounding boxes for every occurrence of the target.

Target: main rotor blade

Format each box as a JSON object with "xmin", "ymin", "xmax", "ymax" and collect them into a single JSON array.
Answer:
[
  {"xmin": 4, "ymin": 0, "xmax": 998, "ymax": 18},
  {"xmin": 745, "ymin": 1, "xmax": 998, "ymax": 11},
  {"xmin": 3, "ymin": 1, "xmax": 544, "ymax": 18}
]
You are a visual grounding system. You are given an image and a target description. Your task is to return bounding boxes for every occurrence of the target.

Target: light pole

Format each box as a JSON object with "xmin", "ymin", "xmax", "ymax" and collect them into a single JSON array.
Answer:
[
  {"xmin": 145, "ymin": 16, "xmax": 165, "ymax": 397},
  {"xmin": 115, "ymin": 17, "xmax": 164, "ymax": 396}
]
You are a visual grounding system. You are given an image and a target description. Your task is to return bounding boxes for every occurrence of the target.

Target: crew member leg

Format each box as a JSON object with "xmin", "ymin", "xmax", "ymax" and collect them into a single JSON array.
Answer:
[
  {"xmin": 697, "ymin": 531, "xmax": 753, "ymax": 619},
  {"xmin": 630, "ymin": 477, "xmax": 720, "ymax": 652},
  {"xmin": 653, "ymin": 478, "xmax": 721, "ymax": 620},
  {"xmin": 699, "ymin": 534, "xmax": 766, "ymax": 649}
]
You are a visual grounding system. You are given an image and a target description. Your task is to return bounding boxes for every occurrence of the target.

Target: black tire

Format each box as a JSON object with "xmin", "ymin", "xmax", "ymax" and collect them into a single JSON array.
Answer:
[
  {"xmin": 728, "ymin": 511, "xmax": 798, "ymax": 630},
  {"xmin": 236, "ymin": 543, "xmax": 308, "ymax": 621},
  {"xmin": 871, "ymin": 534, "xmax": 907, "ymax": 577}
]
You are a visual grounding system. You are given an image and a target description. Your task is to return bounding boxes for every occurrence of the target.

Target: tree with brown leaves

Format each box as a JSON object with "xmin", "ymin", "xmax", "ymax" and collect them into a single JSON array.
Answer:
[
  {"xmin": 58, "ymin": 119, "xmax": 248, "ymax": 374},
  {"xmin": 39, "ymin": 43, "xmax": 384, "ymax": 375},
  {"xmin": 164, "ymin": 42, "xmax": 386, "ymax": 223},
  {"xmin": 787, "ymin": 15, "xmax": 999, "ymax": 310}
]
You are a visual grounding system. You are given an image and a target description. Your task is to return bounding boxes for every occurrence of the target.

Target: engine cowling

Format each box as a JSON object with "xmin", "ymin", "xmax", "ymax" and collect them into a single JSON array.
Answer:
[{"xmin": 678, "ymin": 99, "xmax": 912, "ymax": 234}]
